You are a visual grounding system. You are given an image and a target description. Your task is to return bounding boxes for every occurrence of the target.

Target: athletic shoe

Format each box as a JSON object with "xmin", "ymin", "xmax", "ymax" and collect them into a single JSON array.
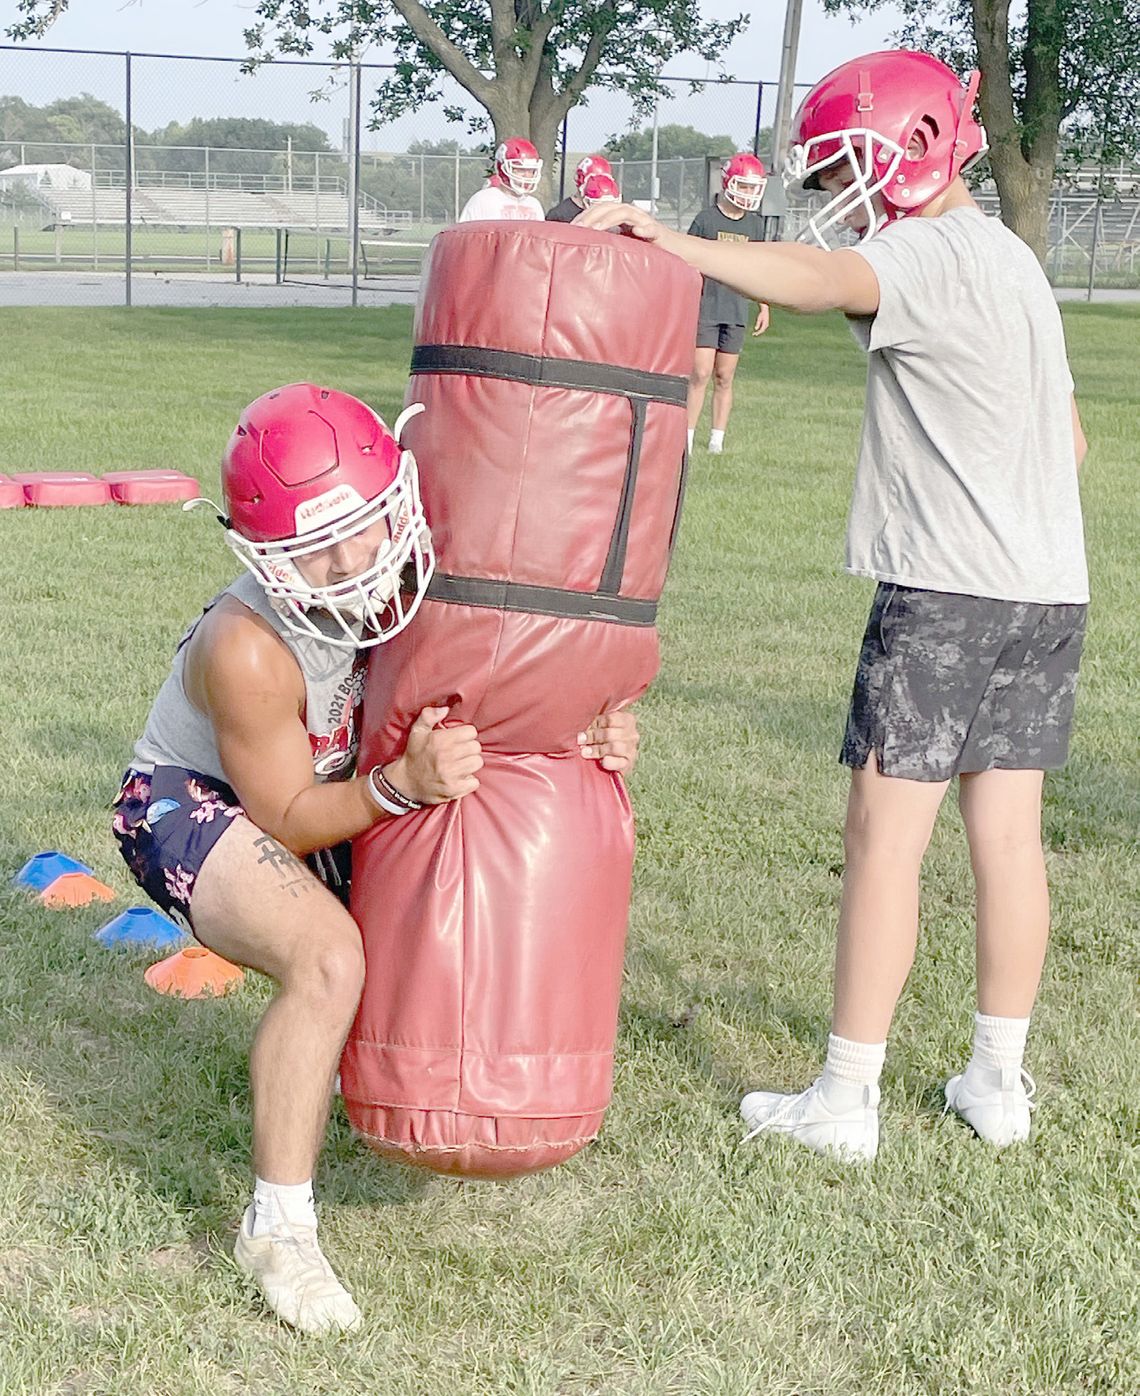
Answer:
[
  {"xmin": 944, "ymin": 1065, "xmax": 1036, "ymax": 1147},
  {"xmin": 707, "ymin": 438, "xmax": 724, "ymax": 455},
  {"xmin": 739, "ymin": 1077, "xmax": 880, "ymax": 1161},
  {"xmin": 234, "ymin": 1213, "xmax": 362, "ymax": 1334}
]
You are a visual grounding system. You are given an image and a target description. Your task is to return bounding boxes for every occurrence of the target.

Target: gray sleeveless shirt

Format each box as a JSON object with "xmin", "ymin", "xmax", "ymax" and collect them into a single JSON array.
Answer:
[{"xmin": 132, "ymin": 572, "xmax": 368, "ymax": 786}]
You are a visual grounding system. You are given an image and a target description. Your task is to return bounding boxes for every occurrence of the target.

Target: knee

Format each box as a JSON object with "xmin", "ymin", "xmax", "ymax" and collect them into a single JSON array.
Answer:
[
  {"xmin": 843, "ymin": 808, "xmax": 929, "ymax": 869},
  {"xmin": 290, "ymin": 926, "xmax": 365, "ymax": 1014},
  {"xmin": 690, "ymin": 365, "xmax": 711, "ymax": 389},
  {"xmin": 714, "ymin": 365, "xmax": 736, "ymax": 390}
]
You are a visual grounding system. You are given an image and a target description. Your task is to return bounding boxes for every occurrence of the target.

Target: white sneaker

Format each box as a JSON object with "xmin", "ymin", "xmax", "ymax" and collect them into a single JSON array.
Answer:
[
  {"xmin": 740, "ymin": 1077, "xmax": 880, "ymax": 1162},
  {"xmin": 944, "ymin": 1065, "xmax": 1036, "ymax": 1147},
  {"xmin": 234, "ymin": 1213, "xmax": 362, "ymax": 1334},
  {"xmin": 707, "ymin": 438, "xmax": 723, "ymax": 455}
]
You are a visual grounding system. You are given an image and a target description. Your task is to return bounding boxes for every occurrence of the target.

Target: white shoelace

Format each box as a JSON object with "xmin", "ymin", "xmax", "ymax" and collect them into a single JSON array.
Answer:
[{"xmin": 741, "ymin": 1079, "xmax": 825, "ymax": 1144}]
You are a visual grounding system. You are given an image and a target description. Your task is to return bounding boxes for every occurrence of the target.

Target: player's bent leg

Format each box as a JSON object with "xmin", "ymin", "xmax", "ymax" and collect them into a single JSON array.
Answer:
[{"xmin": 188, "ymin": 816, "xmax": 364, "ymax": 1333}]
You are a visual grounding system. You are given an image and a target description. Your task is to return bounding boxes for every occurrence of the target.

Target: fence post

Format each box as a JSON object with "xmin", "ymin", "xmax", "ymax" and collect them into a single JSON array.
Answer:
[
  {"xmin": 350, "ymin": 60, "xmax": 362, "ymax": 309},
  {"xmin": 124, "ymin": 51, "xmax": 133, "ymax": 307},
  {"xmin": 235, "ymin": 227, "xmax": 242, "ymax": 283},
  {"xmin": 275, "ymin": 227, "xmax": 283, "ymax": 284},
  {"xmin": 677, "ymin": 158, "xmax": 684, "ymax": 231},
  {"xmin": 314, "ymin": 149, "xmax": 321, "ymax": 275},
  {"xmin": 205, "ymin": 145, "xmax": 211, "ymax": 271},
  {"xmin": 91, "ymin": 142, "xmax": 98, "ymax": 270},
  {"xmin": 13, "ymin": 227, "xmax": 18, "ymax": 272},
  {"xmin": 559, "ymin": 115, "xmax": 568, "ymax": 200},
  {"xmin": 419, "ymin": 152, "xmax": 425, "ymax": 223},
  {"xmin": 1086, "ymin": 199, "xmax": 1101, "ymax": 302},
  {"xmin": 753, "ymin": 81, "xmax": 764, "ymax": 157},
  {"xmin": 454, "ymin": 149, "xmax": 460, "ymax": 223}
]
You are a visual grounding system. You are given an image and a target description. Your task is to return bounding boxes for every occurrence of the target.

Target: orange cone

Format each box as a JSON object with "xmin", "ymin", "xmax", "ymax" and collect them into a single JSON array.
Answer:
[
  {"xmin": 144, "ymin": 945, "xmax": 244, "ymax": 999},
  {"xmin": 40, "ymin": 873, "xmax": 116, "ymax": 908}
]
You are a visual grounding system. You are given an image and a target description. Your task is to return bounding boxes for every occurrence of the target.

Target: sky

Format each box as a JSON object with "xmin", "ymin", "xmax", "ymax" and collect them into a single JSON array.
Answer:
[{"xmin": 1, "ymin": 0, "xmax": 907, "ymax": 151}]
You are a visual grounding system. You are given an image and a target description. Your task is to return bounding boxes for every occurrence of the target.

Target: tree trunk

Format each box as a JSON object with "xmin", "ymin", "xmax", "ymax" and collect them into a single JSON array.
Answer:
[{"xmin": 987, "ymin": 144, "xmax": 1053, "ymax": 264}]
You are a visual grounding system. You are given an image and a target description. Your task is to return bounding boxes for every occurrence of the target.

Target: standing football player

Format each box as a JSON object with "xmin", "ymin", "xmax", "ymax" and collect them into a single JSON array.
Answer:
[
  {"xmin": 458, "ymin": 139, "xmax": 545, "ymax": 222},
  {"xmin": 546, "ymin": 154, "xmax": 615, "ymax": 222},
  {"xmin": 580, "ymin": 51, "xmax": 1089, "ymax": 1160},
  {"xmin": 113, "ymin": 385, "xmax": 640, "ymax": 1332},
  {"xmin": 685, "ymin": 153, "xmax": 771, "ymax": 455}
]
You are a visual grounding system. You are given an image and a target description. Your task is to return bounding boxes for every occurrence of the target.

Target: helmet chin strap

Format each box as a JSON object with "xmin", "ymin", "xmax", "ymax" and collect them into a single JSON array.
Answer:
[{"xmin": 183, "ymin": 495, "xmax": 232, "ymax": 529}]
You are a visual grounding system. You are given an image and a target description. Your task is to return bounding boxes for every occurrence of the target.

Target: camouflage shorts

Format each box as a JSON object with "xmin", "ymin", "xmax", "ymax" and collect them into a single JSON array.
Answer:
[{"xmin": 841, "ymin": 584, "xmax": 1087, "ymax": 782}]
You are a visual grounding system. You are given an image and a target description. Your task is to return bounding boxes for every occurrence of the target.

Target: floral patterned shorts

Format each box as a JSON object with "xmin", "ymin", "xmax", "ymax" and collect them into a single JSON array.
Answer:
[{"xmin": 112, "ymin": 766, "xmax": 245, "ymax": 931}]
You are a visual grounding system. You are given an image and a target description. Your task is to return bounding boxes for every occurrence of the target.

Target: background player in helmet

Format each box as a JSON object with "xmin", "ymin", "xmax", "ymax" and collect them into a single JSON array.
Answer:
[
  {"xmin": 684, "ymin": 153, "xmax": 771, "ymax": 455},
  {"xmin": 113, "ymin": 385, "xmax": 639, "ymax": 1333},
  {"xmin": 580, "ymin": 51, "xmax": 1089, "ymax": 1161},
  {"xmin": 546, "ymin": 154, "xmax": 615, "ymax": 222},
  {"xmin": 580, "ymin": 172, "xmax": 621, "ymax": 207},
  {"xmin": 459, "ymin": 138, "xmax": 544, "ymax": 222}
]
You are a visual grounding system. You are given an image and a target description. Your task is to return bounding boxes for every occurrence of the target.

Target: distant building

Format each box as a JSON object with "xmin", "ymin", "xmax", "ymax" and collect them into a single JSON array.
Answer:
[{"xmin": 0, "ymin": 163, "xmax": 93, "ymax": 193}]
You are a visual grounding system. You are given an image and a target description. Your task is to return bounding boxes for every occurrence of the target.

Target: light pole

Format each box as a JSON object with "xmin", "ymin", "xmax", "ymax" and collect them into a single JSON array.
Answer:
[{"xmin": 770, "ymin": 0, "xmax": 805, "ymax": 177}]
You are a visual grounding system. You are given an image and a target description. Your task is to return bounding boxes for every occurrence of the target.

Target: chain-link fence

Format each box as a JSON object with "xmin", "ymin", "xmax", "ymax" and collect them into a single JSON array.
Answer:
[{"xmin": 2, "ymin": 43, "xmax": 1137, "ymax": 306}]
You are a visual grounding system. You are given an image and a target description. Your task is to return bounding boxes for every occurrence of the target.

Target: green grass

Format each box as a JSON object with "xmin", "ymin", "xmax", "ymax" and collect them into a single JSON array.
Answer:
[
  {"xmin": 0, "ymin": 306, "xmax": 1137, "ymax": 1396},
  {"xmin": 0, "ymin": 224, "xmax": 435, "ymax": 278}
]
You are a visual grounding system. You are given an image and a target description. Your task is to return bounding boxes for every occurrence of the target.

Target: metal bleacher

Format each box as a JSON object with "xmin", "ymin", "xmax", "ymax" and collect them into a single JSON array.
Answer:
[{"xmin": 32, "ymin": 179, "xmax": 410, "ymax": 234}]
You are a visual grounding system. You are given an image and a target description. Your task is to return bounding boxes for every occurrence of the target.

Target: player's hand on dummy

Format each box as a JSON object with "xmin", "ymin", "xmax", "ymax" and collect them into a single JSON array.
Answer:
[
  {"xmin": 574, "ymin": 202, "xmax": 682, "ymax": 255},
  {"xmin": 578, "ymin": 710, "xmax": 640, "ymax": 775},
  {"xmin": 753, "ymin": 302, "xmax": 771, "ymax": 337},
  {"xmin": 387, "ymin": 706, "xmax": 483, "ymax": 805}
]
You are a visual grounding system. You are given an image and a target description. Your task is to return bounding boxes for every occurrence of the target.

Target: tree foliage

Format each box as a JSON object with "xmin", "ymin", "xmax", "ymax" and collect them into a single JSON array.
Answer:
[
  {"xmin": 5, "ymin": 1, "xmax": 749, "ymax": 203},
  {"xmin": 823, "ymin": 0, "xmax": 1140, "ymax": 257}
]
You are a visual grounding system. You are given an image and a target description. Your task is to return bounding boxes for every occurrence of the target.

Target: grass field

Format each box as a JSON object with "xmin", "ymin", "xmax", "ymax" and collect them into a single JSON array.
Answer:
[
  {"xmin": 0, "ymin": 224, "xmax": 435, "ymax": 280},
  {"xmin": 0, "ymin": 306, "xmax": 1136, "ymax": 1396}
]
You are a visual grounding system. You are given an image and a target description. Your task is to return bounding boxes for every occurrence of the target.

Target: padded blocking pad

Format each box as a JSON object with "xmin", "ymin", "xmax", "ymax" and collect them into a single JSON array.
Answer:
[
  {"xmin": 12, "ymin": 472, "xmax": 112, "ymax": 507},
  {"xmin": 345, "ymin": 223, "xmax": 701, "ymax": 1178},
  {"xmin": 104, "ymin": 471, "xmax": 201, "ymax": 504},
  {"xmin": 0, "ymin": 475, "xmax": 24, "ymax": 509}
]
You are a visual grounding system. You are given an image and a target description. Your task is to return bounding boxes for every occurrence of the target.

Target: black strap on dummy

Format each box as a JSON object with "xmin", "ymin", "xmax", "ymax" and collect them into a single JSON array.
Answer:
[{"xmin": 411, "ymin": 345, "xmax": 684, "ymax": 626}]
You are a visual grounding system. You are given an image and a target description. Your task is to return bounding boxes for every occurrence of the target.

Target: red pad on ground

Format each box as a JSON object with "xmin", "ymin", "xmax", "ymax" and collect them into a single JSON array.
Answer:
[
  {"xmin": 0, "ymin": 475, "xmax": 25, "ymax": 509},
  {"xmin": 103, "ymin": 470, "xmax": 201, "ymax": 505},
  {"xmin": 12, "ymin": 472, "xmax": 112, "ymax": 507}
]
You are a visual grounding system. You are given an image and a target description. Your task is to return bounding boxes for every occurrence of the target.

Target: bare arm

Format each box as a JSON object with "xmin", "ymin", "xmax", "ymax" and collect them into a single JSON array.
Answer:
[
  {"xmin": 185, "ymin": 604, "xmax": 481, "ymax": 855},
  {"xmin": 575, "ymin": 203, "xmax": 880, "ymax": 316},
  {"xmin": 1071, "ymin": 394, "xmax": 1087, "ymax": 470}
]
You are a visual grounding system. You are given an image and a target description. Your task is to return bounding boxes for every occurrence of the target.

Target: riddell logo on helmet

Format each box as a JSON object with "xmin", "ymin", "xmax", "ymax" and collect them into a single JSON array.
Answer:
[{"xmin": 294, "ymin": 485, "xmax": 366, "ymax": 534}]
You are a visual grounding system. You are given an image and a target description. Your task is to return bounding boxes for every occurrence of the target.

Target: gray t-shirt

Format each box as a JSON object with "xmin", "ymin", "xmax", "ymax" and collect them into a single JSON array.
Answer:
[
  {"xmin": 847, "ymin": 207, "xmax": 1088, "ymax": 605},
  {"xmin": 132, "ymin": 572, "xmax": 367, "ymax": 784}
]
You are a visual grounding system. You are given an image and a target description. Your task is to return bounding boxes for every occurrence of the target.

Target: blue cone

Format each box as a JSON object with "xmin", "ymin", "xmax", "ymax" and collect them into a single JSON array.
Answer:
[
  {"xmin": 95, "ymin": 907, "xmax": 186, "ymax": 950},
  {"xmin": 13, "ymin": 851, "xmax": 95, "ymax": 891}
]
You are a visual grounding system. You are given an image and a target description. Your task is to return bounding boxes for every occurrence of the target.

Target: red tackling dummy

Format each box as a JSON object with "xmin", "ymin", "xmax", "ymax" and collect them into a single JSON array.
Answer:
[{"xmin": 343, "ymin": 221, "xmax": 701, "ymax": 1177}]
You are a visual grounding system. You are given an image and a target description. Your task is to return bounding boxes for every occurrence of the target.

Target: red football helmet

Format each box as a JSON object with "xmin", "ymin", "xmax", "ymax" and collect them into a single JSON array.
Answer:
[
  {"xmin": 580, "ymin": 172, "xmax": 621, "ymax": 206},
  {"xmin": 575, "ymin": 154, "xmax": 613, "ymax": 194},
  {"xmin": 220, "ymin": 383, "xmax": 434, "ymax": 649},
  {"xmin": 721, "ymin": 153, "xmax": 767, "ymax": 212},
  {"xmin": 786, "ymin": 50, "xmax": 987, "ymax": 246},
  {"xmin": 495, "ymin": 138, "xmax": 542, "ymax": 196}
]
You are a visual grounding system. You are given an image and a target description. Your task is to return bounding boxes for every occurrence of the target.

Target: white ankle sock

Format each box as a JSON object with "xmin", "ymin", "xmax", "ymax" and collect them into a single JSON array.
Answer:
[
  {"xmin": 686, "ymin": 428, "xmax": 695, "ymax": 453},
  {"xmin": 249, "ymin": 1177, "xmax": 317, "ymax": 1236},
  {"xmin": 708, "ymin": 428, "xmax": 725, "ymax": 449},
  {"xmin": 819, "ymin": 1034, "xmax": 886, "ymax": 1112},
  {"xmin": 966, "ymin": 1012, "xmax": 1030, "ymax": 1085}
]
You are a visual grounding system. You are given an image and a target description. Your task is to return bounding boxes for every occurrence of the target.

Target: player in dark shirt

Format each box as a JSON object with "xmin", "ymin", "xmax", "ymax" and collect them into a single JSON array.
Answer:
[
  {"xmin": 547, "ymin": 154, "xmax": 614, "ymax": 221},
  {"xmin": 687, "ymin": 154, "xmax": 770, "ymax": 454}
]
